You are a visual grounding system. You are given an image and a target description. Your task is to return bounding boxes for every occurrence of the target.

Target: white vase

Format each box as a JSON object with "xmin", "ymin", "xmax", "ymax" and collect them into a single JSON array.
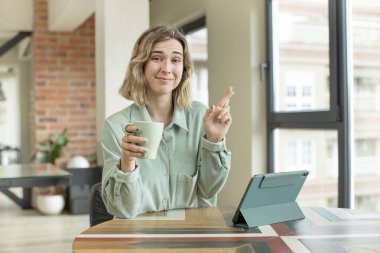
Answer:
[
  {"xmin": 36, "ymin": 194, "xmax": 65, "ymax": 215},
  {"xmin": 67, "ymin": 155, "xmax": 90, "ymax": 168}
]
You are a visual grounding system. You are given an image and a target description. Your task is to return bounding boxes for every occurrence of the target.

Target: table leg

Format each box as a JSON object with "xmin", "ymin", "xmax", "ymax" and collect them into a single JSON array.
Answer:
[
  {"xmin": 22, "ymin": 188, "xmax": 32, "ymax": 209},
  {"xmin": 0, "ymin": 188, "xmax": 32, "ymax": 209}
]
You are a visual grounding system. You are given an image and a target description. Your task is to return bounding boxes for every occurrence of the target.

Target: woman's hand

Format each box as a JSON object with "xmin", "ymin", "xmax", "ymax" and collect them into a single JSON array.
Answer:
[
  {"xmin": 120, "ymin": 125, "xmax": 148, "ymax": 172},
  {"xmin": 204, "ymin": 86, "xmax": 234, "ymax": 142}
]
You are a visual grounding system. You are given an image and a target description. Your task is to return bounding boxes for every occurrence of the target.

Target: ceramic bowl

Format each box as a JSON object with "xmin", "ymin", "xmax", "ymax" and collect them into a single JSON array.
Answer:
[
  {"xmin": 36, "ymin": 194, "xmax": 65, "ymax": 215},
  {"xmin": 67, "ymin": 155, "xmax": 90, "ymax": 168}
]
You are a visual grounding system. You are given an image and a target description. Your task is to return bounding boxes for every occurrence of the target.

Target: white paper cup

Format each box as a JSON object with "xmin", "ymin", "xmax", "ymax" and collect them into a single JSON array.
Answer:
[{"xmin": 134, "ymin": 121, "xmax": 164, "ymax": 159}]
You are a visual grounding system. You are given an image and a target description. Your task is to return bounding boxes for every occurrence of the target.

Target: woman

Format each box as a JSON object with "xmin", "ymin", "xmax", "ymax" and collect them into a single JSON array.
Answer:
[{"xmin": 101, "ymin": 25, "xmax": 234, "ymax": 218}]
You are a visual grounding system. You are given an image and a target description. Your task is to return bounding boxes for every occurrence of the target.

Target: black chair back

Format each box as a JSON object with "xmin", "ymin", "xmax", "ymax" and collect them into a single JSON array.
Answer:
[{"xmin": 89, "ymin": 182, "xmax": 113, "ymax": 227}]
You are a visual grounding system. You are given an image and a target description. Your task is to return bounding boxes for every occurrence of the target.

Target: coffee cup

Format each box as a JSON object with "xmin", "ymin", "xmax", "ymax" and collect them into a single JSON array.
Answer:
[{"xmin": 133, "ymin": 121, "xmax": 164, "ymax": 159}]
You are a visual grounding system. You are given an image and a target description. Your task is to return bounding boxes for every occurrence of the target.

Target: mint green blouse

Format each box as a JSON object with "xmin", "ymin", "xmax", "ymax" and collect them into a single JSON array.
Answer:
[{"xmin": 101, "ymin": 101, "xmax": 231, "ymax": 218}]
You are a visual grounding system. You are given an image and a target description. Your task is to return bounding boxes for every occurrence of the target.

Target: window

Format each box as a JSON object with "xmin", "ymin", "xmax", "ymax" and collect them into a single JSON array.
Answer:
[
  {"xmin": 267, "ymin": 0, "xmax": 350, "ymax": 208},
  {"xmin": 355, "ymin": 139, "xmax": 376, "ymax": 157},
  {"xmin": 353, "ymin": 69, "xmax": 380, "ymax": 113},
  {"xmin": 287, "ymin": 86, "xmax": 296, "ymax": 97},
  {"xmin": 182, "ymin": 17, "xmax": 209, "ymax": 106},
  {"xmin": 0, "ymin": 68, "xmax": 21, "ymax": 165},
  {"xmin": 272, "ymin": 0, "xmax": 330, "ymax": 113},
  {"xmin": 268, "ymin": 0, "xmax": 380, "ymax": 211},
  {"xmin": 351, "ymin": 0, "xmax": 380, "ymax": 211},
  {"xmin": 275, "ymin": 128, "xmax": 338, "ymax": 206},
  {"xmin": 283, "ymin": 70, "xmax": 317, "ymax": 111}
]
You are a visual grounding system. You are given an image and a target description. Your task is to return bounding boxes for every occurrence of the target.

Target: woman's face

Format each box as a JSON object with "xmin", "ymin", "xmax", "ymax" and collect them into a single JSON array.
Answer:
[{"xmin": 144, "ymin": 38, "xmax": 184, "ymax": 99}]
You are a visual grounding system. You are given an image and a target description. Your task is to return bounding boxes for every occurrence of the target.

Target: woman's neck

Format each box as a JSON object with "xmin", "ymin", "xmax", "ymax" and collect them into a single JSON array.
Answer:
[{"xmin": 145, "ymin": 95, "xmax": 174, "ymax": 127}]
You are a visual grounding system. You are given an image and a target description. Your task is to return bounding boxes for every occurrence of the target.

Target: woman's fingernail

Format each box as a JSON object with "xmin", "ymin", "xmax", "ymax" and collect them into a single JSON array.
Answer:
[{"xmin": 136, "ymin": 128, "xmax": 141, "ymax": 133}]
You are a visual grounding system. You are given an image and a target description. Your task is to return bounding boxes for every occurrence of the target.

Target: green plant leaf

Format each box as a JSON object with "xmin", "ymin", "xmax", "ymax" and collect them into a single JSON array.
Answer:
[
  {"xmin": 32, "ymin": 128, "xmax": 70, "ymax": 164},
  {"xmin": 57, "ymin": 136, "xmax": 69, "ymax": 146},
  {"xmin": 89, "ymin": 151, "xmax": 97, "ymax": 164}
]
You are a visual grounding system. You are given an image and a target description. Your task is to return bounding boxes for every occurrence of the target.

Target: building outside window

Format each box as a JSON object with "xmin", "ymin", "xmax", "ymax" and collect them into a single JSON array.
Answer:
[{"xmin": 268, "ymin": 0, "xmax": 380, "ymax": 211}]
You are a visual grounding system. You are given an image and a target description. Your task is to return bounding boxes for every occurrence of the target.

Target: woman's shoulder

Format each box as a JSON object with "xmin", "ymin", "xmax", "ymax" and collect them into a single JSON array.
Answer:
[
  {"xmin": 190, "ymin": 100, "xmax": 208, "ymax": 112},
  {"xmin": 105, "ymin": 104, "xmax": 134, "ymax": 125},
  {"xmin": 181, "ymin": 101, "xmax": 207, "ymax": 120}
]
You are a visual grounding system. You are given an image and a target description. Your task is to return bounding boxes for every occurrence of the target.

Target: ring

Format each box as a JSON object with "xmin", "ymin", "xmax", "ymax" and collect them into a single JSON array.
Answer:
[{"xmin": 124, "ymin": 123, "xmax": 134, "ymax": 134}]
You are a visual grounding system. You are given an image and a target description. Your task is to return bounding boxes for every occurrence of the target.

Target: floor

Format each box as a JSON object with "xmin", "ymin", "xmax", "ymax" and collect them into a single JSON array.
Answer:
[{"xmin": 0, "ymin": 189, "xmax": 89, "ymax": 253}]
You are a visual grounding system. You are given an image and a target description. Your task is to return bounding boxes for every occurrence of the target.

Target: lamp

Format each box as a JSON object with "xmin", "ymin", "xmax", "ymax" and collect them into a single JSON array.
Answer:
[{"xmin": 0, "ymin": 82, "xmax": 6, "ymax": 101}]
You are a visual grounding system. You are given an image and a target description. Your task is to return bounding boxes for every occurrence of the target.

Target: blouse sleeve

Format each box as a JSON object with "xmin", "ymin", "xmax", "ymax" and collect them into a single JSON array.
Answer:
[
  {"xmin": 101, "ymin": 119, "xmax": 144, "ymax": 218},
  {"xmin": 197, "ymin": 136, "xmax": 231, "ymax": 205}
]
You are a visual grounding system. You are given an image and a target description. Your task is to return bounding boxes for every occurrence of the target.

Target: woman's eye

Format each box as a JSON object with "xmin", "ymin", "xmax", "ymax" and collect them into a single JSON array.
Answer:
[
  {"xmin": 152, "ymin": 56, "xmax": 162, "ymax": 61},
  {"xmin": 172, "ymin": 58, "xmax": 182, "ymax": 63}
]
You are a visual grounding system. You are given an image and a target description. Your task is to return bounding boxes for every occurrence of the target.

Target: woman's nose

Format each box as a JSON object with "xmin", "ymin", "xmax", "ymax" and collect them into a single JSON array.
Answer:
[{"xmin": 161, "ymin": 59, "xmax": 172, "ymax": 74}]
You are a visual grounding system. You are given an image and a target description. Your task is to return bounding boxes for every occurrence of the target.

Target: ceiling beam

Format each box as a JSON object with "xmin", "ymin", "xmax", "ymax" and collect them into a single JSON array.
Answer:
[
  {"xmin": 48, "ymin": 0, "xmax": 95, "ymax": 31},
  {"xmin": 0, "ymin": 32, "xmax": 32, "ymax": 57}
]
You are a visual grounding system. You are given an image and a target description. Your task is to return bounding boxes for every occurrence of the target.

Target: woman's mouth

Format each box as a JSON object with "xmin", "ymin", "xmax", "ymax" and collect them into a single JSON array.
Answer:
[{"xmin": 155, "ymin": 76, "xmax": 173, "ymax": 83}]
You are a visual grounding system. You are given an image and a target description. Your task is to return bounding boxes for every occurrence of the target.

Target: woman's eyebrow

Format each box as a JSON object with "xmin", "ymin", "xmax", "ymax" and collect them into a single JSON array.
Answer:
[
  {"xmin": 151, "ymin": 50, "xmax": 183, "ymax": 56},
  {"xmin": 173, "ymin": 51, "xmax": 183, "ymax": 57}
]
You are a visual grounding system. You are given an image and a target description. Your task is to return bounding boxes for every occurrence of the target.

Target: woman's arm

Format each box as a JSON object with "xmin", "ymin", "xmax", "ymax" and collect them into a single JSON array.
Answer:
[
  {"xmin": 197, "ymin": 86, "xmax": 234, "ymax": 205},
  {"xmin": 197, "ymin": 137, "xmax": 231, "ymax": 204},
  {"xmin": 101, "ymin": 119, "xmax": 144, "ymax": 218}
]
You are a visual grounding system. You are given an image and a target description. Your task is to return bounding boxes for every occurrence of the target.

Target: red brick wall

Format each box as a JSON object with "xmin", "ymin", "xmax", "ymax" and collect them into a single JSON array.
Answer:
[{"xmin": 30, "ymin": 0, "xmax": 96, "ymax": 165}]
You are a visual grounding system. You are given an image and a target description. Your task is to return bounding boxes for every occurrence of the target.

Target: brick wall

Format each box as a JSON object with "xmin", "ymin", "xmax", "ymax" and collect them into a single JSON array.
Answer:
[{"xmin": 30, "ymin": 0, "xmax": 96, "ymax": 165}]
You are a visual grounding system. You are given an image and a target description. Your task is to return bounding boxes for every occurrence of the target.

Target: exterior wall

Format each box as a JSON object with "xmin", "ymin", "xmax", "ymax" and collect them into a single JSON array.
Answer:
[{"xmin": 30, "ymin": 0, "xmax": 96, "ymax": 163}]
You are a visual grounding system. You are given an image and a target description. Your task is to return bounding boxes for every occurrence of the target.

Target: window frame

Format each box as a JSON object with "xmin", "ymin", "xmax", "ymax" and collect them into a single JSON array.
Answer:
[
  {"xmin": 266, "ymin": 0, "xmax": 352, "ymax": 208},
  {"xmin": 180, "ymin": 16, "xmax": 206, "ymax": 35}
]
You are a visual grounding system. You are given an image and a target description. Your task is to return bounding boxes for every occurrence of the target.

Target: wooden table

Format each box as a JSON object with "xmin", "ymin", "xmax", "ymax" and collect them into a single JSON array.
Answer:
[
  {"xmin": 72, "ymin": 206, "xmax": 380, "ymax": 252},
  {"xmin": 0, "ymin": 163, "xmax": 71, "ymax": 208}
]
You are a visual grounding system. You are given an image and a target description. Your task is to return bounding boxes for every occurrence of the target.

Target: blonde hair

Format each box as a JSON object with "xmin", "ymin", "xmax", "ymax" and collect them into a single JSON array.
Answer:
[{"xmin": 119, "ymin": 25, "xmax": 193, "ymax": 109}]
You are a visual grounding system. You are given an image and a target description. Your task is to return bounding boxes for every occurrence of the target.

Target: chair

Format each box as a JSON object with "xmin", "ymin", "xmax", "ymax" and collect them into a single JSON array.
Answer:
[{"xmin": 89, "ymin": 182, "xmax": 113, "ymax": 227}]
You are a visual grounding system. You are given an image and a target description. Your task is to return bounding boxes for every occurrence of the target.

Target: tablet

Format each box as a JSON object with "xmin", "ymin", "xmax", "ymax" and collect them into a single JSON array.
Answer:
[{"xmin": 232, "ymin": 170, "xmax": 309, "ymax": 228}]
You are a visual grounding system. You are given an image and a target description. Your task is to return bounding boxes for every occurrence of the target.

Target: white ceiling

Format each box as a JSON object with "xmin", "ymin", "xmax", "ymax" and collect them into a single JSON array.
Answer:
[
  {"xmin": 0, "ymin": 0, "xmax": 33, "ymax": 33},
  {"xmin": 0, "ymin": 0, "xmax": 94, "ymax": 40},
  {"xmin": 0, "ymin": 0, "xmax": 94, "ymax": 62}
]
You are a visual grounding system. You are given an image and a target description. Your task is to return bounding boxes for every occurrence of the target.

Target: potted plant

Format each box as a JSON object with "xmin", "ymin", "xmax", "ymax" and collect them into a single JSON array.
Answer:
[
  {"xmin": 33, "ymin": 128, "xmax": 69, "ymax": 164},
  {"xmin": 32, "ymin": 128, "xmax": 69, "ymax": 215}
]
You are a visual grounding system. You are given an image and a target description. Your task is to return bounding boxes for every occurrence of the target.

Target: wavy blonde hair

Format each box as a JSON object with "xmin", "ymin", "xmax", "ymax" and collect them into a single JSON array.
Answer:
[{"xmin": 119, "ymin": 25, "xmax": 193, "ymax": 109}]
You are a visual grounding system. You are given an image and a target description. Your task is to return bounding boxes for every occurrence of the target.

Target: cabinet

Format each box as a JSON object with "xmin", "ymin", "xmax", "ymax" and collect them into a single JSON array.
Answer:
[{"xmin": 65, "ymin": 166, "xmax": 102, "ymax": 214}]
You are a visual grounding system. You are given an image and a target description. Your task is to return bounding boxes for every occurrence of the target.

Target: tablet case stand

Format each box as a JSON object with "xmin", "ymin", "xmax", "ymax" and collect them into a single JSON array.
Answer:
[
  {"xmin": 238, "ymin": 201, "xmax": 304, "ymax": 228},
  {"xmin": 234, "ymin": 171, "xmax": 308, "ymax": 228}
]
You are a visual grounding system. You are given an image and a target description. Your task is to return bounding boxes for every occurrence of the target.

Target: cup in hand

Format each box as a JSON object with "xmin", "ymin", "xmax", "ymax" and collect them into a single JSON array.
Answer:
[{"xmin": 134, "ymin": 121, "xmax": 164, "ymax": 159}]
